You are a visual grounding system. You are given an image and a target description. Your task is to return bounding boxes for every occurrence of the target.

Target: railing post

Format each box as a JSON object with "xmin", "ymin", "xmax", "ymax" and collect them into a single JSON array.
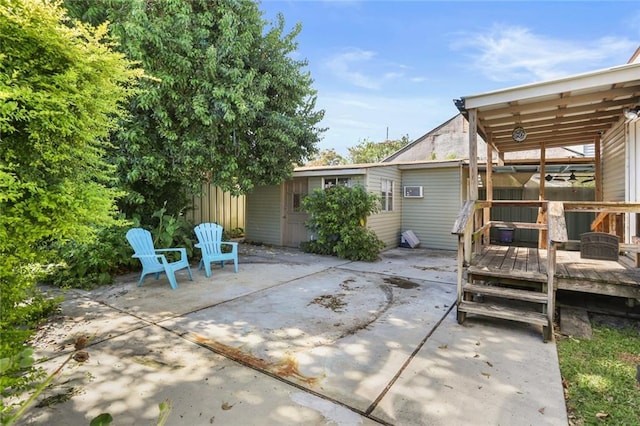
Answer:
[{"xmin": 545, "ymin": 201, "xmax": 568, "ymax": 342}]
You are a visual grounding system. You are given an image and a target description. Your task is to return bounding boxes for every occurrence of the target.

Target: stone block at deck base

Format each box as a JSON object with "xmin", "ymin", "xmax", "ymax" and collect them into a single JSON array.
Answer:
[{"xmin": 559, "ymin": 306, "xmax": 593, "ymax": 339}]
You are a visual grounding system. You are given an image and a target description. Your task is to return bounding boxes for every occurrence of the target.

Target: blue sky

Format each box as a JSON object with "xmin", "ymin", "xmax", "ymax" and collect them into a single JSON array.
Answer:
[{"xmin": 258, "ymin": 1, "xmax": 640, "ymax": 156}]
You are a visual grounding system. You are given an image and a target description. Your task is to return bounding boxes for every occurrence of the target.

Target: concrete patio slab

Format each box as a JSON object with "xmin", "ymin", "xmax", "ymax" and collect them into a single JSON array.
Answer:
[
  {"xmin": 23, "ymin": 325, "xmax": 378, "ymax": 425},
  {"xmin": 371, "ymin": 313, "xmax": 567, "ymax": 425},
  {"xmin": 26, "ymin": 245, "xmax": 568, "ymax": 425},
  {"xmin": 161, "ymin": 269, "xmax": 456, "ymax": 412}
]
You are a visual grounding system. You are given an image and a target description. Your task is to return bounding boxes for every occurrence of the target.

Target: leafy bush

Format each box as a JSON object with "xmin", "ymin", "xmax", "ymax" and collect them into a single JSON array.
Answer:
[
  {"xmin": 0, "ymin": 267, "xmax": 58, "ymax": 421},
  {"xmin": 227, "ymin": 227, "xmax": 245, "ymax": 239},
  {"xmin": 47, "ymin": 220, "xmax": 137, "ymax": 289},
  {"xmin": 148, "ymin": 204, "xmax": 195, "ymax": 258},
  {"xmin": 48, "ymin": 206, "xmax": 197, "ymax": 289},
  {"xmin": 301, "ymin": 185, "xmax": 384, "ymax": 261}
]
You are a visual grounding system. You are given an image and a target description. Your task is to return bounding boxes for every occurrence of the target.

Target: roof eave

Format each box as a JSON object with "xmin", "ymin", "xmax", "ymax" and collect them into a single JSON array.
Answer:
[{"xmin": 459, "ymin": 62, "xmax": 640, "ymax": 110}]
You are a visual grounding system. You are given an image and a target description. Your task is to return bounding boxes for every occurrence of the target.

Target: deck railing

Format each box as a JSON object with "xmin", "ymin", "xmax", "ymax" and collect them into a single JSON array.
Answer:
[
  {"xmin": 451, "ymin": 200, "xmax": 568, "ymax": 329},
  {"xmin": 451, "ymin": 200, "xmax": 640, "ymax": 310},
  {"xmin": 451, "ymin": 200, "xmax": 640, "ymax": 334}
]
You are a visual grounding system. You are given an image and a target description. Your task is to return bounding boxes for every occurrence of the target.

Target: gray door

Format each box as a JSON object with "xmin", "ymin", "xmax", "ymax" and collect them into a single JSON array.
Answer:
[{"xmin": 283, "ymin": 178, "xmax": 309, "ymax": 247}]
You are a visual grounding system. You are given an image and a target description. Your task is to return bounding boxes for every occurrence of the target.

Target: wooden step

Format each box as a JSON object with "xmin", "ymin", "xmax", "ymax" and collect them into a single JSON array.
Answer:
[
  {"xmin": 463, "ymin": 283, "xmax": 548, "ymax": 304},
  {"xmin": 467, "ymin": 266, "xmax": 547, "ymax": 283},
  {"xmin": 458, "ymin": 301, "xmax": 549, "ymax": 327}
]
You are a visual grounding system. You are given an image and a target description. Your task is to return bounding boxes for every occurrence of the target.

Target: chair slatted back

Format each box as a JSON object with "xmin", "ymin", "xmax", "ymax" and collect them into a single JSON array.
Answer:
[
  {"xmin": 194, "ymin": 223, "xmax": 224, "ymax": 256},
  {"xmin": 126, "ymin": 228, "xmax": 161, "ymax": 268}
]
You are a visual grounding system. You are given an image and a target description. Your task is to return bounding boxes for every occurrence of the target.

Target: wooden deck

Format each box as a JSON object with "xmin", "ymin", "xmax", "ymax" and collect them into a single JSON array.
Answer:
[{"xmin": 470, "ymin": 245, "xmax": 640, "ymax": 299}]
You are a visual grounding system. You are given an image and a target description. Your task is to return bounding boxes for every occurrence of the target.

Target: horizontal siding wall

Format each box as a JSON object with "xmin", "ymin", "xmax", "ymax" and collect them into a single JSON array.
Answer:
[
  {"xmin": 602, "ymin": 120, "xmax": 626, "ymax": 201},
  {"xmin": 366, "ymin": 166, "xmax": 403, "ymax": 248},
  {"xmin": 187, "ymin": 185, "xmax": 245, "ymax": 232},
  {"xmin": 245, "ymin": 185, "xmax": 282, "ymax": 245},
  {"xmin": 401, "ymin": 167, "xmax": 461, "ymax": 250}
]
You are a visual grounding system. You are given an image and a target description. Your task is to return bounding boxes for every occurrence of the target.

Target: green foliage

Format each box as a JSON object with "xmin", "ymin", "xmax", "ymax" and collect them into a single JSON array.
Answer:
[
  {"xmin": 301, "ymin": 185, "xmax": 384, "ymax": 261},
  {"xmin": 557, "ymin": 323, "xmax": 640, "ymax": 424},
  {"xmin": 47, "ymin": 220, "xmax": 137, "ymax": 289},
  {"xmin": 149, "ymin": 204, "xmax": 195, "ymax": 257},
  {"xmin": 66, "ymin": 0, "xmax": 326, "ymax": 221},
  {"xmin": 227, "ymin": 227, "xmax": 245, "ymax": 239},
  {"xmin": 0, "ymin": 0, "xmax": 141, "ymax": 413},
  {"xmin": 90, "ymin": 413, "xmax": 114, "ymax": 426},
  {"xmin": 47, "ymin": 205, "xmax": 197, "ymax": 289},
  {"xmin": 348, "ymin": 136, "xmax": 410, "ymax": 164},
  {"xmin": 306, "ymin": 148, "xmax": 347, "ymax": 166}
]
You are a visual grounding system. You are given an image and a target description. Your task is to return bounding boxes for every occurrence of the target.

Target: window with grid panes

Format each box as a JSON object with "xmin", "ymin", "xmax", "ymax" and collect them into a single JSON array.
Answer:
[{"xmin": 381, "ymin": 179, "xmax": 393, "ymax": 211}]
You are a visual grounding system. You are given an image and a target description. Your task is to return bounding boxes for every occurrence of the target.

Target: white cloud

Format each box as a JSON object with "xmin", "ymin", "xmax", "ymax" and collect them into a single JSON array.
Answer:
[
  {"xmin": 325, "ymin": 49, "xmax": 383, "ymax": 89},
  {"xmin": 452, "ymin": 25, "xmax": 637, "ymax": 82},
  {"xmin": 324, "ymin": 48, "xmax": 416, "ymax": 90},
  {"xmin": 315, "ymin": 91, "xmax": 459, "ymax": 155}
]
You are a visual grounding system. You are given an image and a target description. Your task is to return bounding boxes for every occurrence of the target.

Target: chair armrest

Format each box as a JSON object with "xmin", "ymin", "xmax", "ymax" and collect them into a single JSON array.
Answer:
[
  {"xmin": 133, "ymin": 253, "xmax": 166, "ymax": 260},
  {"xmin": 155, "ymin": 248, "xmax": 186, "ymax": 253},
  {"xmin": 155, "ymin": 248, "xmax": 188, "ymax": 260}
]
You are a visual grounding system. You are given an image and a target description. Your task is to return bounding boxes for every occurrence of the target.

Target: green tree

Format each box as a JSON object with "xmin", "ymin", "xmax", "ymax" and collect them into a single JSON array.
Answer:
[
  {"xmin": 66, "ymin": 0, "xmax": 325, "ymax": 220},
  {"xmin": 0, "ymin": 0, "xmax": 141, "ymax": 416},
  {"xmin": 348, "ymin": 136, "xmax": 410, "ymax": 164},
  {"xmin": 306, "ymin": 148, "xmax": 347, "ymax": 166},
  {"xmin": 301, "ymin": 185, "xmax": 384, "ymax": 261}
]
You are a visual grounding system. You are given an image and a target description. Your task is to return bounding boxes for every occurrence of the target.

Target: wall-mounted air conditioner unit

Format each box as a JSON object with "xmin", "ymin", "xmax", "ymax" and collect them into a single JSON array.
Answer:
[{"xmin": 403, "ymin": 186, "xmax": 423, "ymax": 198}]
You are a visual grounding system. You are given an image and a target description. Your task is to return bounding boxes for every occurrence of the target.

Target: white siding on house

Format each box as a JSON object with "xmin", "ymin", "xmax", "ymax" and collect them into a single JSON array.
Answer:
[
  {"xmin": 401, "ymin": 167, "xmax": 462, "ymax": 250},
  {"xmin": 602, "ymin": 119, "xmax": 626, "ymax": 201},
  {"xmin": 245, "ymin": 185, "xmax": 282, "ymax": 245},
  {"xmin": 365, "ymin": 166, "xmax": 402, "ymax": 248}
]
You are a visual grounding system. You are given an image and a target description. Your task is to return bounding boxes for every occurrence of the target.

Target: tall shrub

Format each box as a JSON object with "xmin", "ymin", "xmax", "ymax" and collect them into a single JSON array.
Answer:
[
  {"xmin": 0, "ymin": 0, "xmax": 141, "ymax": 417},
  {"xmin": 301, "ymin": 185, "xmax": 384, "ymax": 261},
  {"xmin": 66, "ymin": 0, "xmax": 325, "ymax": 220}
]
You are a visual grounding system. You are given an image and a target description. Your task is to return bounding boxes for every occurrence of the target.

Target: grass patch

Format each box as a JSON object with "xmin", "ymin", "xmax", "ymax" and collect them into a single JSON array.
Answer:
[{"xmin": 557, "ymin": 323, "xmax": 640, "ymax": 425}]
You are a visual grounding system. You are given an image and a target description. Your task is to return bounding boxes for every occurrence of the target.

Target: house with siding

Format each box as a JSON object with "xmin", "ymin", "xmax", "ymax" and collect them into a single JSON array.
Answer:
[
  {"xmin": 244, "ymin": 114, "xmax": 598, "ymax": 252},
  {"xmin": 244, "ymin": 160, "xmax": 468, "ymax": 251}
]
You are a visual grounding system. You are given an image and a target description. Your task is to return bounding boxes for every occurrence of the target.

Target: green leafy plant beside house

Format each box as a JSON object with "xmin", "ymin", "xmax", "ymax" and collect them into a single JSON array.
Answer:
[{"xmin": 301, "ymin": 185, "xmax": 385, "ymax": 261}]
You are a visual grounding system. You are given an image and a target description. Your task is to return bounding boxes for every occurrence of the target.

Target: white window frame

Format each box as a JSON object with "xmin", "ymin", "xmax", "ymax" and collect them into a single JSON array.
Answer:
[
  {"xmin": 323, "ymin": 177, "xmax": 352, "ymax": 189},
  {"xmin": 381, "ymin": 179, "xmax": 394, "ymax": 211}
]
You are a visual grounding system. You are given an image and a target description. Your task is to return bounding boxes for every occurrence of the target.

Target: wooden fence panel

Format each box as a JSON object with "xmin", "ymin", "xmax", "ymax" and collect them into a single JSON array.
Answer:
[{"xmin": 186, "ymin": 185, "xmax": 246, "ymax": 234}]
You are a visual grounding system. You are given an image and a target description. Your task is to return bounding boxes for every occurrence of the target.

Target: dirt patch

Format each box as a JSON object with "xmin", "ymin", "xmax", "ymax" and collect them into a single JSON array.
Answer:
[
  {"xmin": 308, "ymin": 294, "xmax": 347, "ymax": 312},
  {"xmin": 383, "ymin": 277, "xmax": 419, "ymax": 289},
  {"xmin": 130, "ymin": 355, "xmax": 184, "ymax": 371},
  {"xmin": 618, "ymin": 352, "xmax": 640, "ymax": 366},
  {"xmin": 412, "ymin": 265, "xmax": 453, "ymax": 272}
]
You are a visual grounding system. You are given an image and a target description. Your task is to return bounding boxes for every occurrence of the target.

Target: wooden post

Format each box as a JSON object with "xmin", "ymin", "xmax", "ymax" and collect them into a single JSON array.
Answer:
[
  {"xmin": 595, "ymin": 134, "xmax": 602, "ymax": 201},
  {"xmin": 545, "ymin": 201, "xmax": 568, "ymax": 342},
  {"xmin": 468, "ymin": 109, "xmax": 482, "ymax": 253},
  {"xmin": 539, "ymin": 143, "xmax": 546, "ymax": 201},
  {"xmin": 469, "ymin": 109, "xmax": 478, "ymax": 200},
  {"xmin": 538, "ymin": 143, "xmax": 547, "ymax": 248},
  {"xmin": 456, "ymin": 238, "xmax": 466, "ymax": 323},
  {"xmin": 485, "ymin": 138, "xmax": 493, "ymax": 248}
]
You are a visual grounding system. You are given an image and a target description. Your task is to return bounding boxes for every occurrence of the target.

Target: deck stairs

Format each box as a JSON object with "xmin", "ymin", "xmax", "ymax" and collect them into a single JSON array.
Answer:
[
  {"xmin": 458, "ymin": 265, "xmax": 552, "ymax": 341},
  {"xmin": 452, "ymin": 200, "xmax": 567, "ymax": 342}
]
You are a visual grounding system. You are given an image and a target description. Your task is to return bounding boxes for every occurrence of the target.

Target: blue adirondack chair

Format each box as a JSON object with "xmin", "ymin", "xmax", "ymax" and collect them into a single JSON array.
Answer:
[
  {"xmin": 125, "ymin": 228, "xmax": 193, "ymax": 290},
  {"xmin": 194, "ymin": 223, "xmax": 239, "ymax": 277}
]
